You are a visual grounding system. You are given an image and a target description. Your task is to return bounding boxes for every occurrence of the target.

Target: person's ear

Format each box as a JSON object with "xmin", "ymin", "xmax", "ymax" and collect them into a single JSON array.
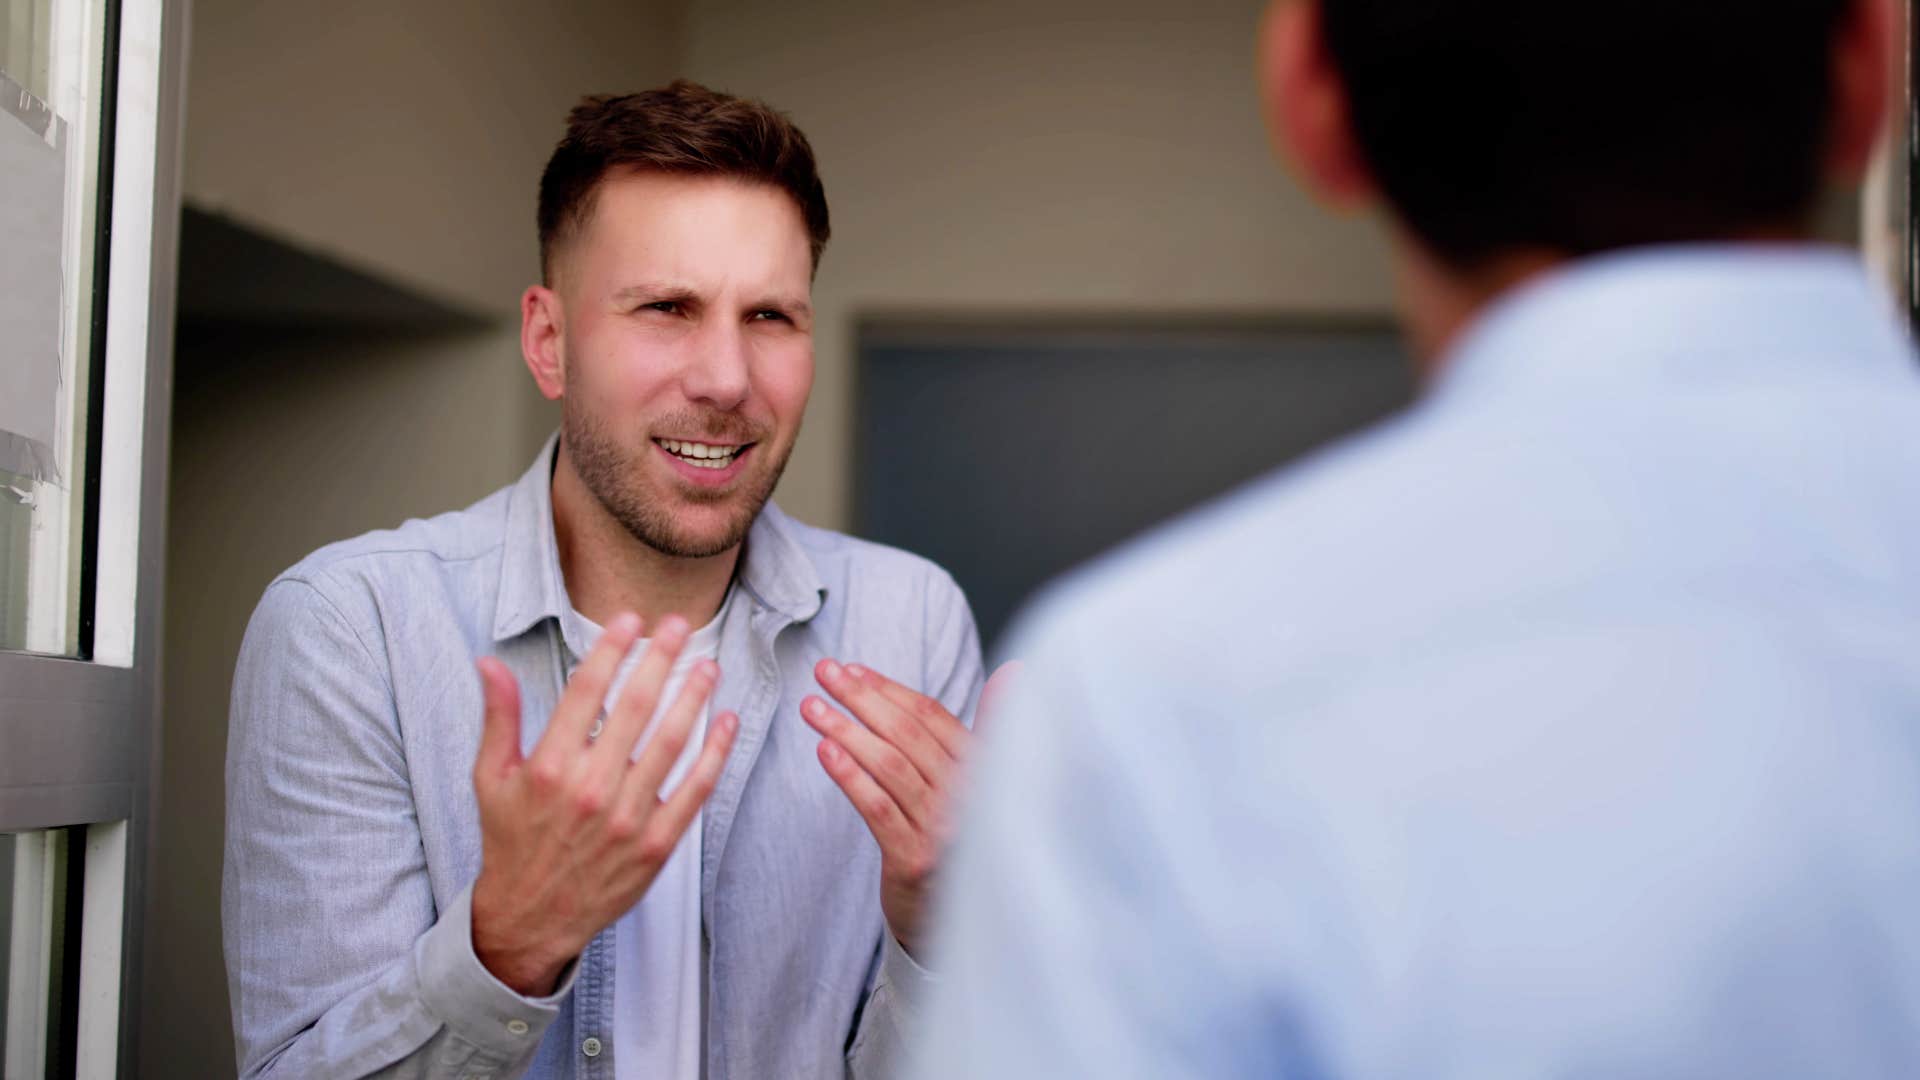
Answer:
[
  {"xmin": 521, "ymin": 284, "xmax": 567, "ymax": 401},
  {"xmin": 1258, "ymin": 0, "xmax": 1379, "ymax": 207},
  {"xmin": 1826, "ymin": 0, "xmax": 1899, "ymax": 181}
]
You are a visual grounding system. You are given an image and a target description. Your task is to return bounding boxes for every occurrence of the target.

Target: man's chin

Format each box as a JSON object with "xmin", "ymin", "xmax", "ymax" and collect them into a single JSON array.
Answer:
[{"xmin": 632, "ymin": 498, "xmax": 760, "ymax": 559}]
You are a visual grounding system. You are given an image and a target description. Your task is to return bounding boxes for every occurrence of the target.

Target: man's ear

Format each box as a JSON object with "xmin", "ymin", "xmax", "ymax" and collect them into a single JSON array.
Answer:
[
  {"xmin": 521, "ymin": 284, "xmax": 567, "ymax": 401},
  {"xmin": 1258, "ymin": 0, "xmax": 1378, "ymax": 208},
  {"xmin": 1826, "ymin": 0, "xmax": 1898, "ymax": 181}
]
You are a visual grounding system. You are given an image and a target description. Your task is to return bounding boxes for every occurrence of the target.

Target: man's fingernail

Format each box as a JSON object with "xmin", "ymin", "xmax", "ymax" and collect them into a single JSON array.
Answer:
[
  {"xmin": 803, "ymin": 696, "xmax": 825, "ymax": 718},
  {"xmin": 821, "ymin": 659, "xmax": 843, "ymax": 681},
  {"xmin": 846, "ymin": 664, "xmax": 868, "ymax": 680},
  {"xmin": 611, "ymin": 612, "xmax": 641, "ymax": 635},
  {"xmin": 662, "ymin": 614, "xmax": 689, "ymax": 637}
]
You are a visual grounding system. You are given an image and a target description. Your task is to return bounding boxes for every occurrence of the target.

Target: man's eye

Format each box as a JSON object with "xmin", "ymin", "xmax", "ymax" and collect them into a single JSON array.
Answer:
[
  {"xmin": 751, "ymin": 310, "xmax": 789, "ymax": 323},
  {"xmin": 644, "ymin": 300, "xmax": 681, "ymax": 315}
]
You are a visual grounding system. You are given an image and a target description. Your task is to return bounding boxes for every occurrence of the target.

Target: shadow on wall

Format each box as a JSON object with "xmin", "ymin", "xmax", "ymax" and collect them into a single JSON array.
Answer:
[{"xmin": 144, "ymin": 208, "xmax": 552, "ymax": 1076}]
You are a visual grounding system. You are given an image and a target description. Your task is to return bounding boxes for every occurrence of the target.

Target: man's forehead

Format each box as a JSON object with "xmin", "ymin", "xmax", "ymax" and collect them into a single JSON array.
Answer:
[
  {"xmin": 589, "ymin": 172, "xmax": 806, "ymax": 245},
  {"xmin": 568, "ymin": 171, "xmax": 812, "ymax": 291}
]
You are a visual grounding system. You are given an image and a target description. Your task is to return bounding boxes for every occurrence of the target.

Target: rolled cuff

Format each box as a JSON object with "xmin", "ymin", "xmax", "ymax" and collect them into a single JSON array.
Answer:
[{"xmin": 414, "ymin": 882, "xmax": 578, "ymax": 1060}]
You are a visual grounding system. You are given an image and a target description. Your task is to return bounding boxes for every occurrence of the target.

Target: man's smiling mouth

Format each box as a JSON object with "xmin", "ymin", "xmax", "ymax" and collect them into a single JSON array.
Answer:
[{"xmin": 655, "ymin": 437, "xmax": 750, "ymax": 470}]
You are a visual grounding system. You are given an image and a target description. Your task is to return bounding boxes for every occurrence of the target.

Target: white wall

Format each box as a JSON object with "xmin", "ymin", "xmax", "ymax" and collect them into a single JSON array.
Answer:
[
  {"xmin": 681, "ymin": 0, "xmax": 1398, "ymax": 529},
  {"xmin": 184, "ymin": 0, "xmax": 689, "ymax": 315}
]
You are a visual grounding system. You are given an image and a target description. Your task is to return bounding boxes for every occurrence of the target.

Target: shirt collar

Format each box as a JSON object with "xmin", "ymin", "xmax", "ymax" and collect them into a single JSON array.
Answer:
[
  {"xmin": 734, "ymin": 501, "xmax": 829, "ymax": 625},
  {"xmin": 491, "ymin": 433, "xmax": 572, "ymax": 644},
  {"xmin": 1429, "ymin": 244, "xmax": 1916, "ymax": 404},
  {"xmin": 491, "ymin": 434, "xmax": 826, "ymax": 644}
]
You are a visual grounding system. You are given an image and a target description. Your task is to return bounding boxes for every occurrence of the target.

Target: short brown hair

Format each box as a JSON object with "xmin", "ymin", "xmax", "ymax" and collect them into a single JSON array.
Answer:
[{"xmin": 537, "ymin": 80, "xmax": 831, "ymax": 283}]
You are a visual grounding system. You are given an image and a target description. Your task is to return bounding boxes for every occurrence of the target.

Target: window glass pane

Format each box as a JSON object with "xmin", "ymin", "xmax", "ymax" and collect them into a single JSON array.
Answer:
[
  {"xmin": 1, "ymin": 828, "xmax": 82, "ymax": 1079},
  {"xmin": 0, "ymin": 0, "xmax": 108, "ymax": 656}
]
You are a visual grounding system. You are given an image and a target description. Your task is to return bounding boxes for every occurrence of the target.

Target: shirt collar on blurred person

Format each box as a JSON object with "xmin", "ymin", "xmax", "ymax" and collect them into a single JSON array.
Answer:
[{"xmin": 1431, "ymin": 244, "xmax": 1912, "ymax": 403}]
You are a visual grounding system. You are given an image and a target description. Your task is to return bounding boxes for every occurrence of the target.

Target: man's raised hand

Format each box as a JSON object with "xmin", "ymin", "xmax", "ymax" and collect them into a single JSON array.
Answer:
[
  {"xmin": 802, "ymin": 660, "xmax": 1016, "ymax": 956},
  {"xmin": 469, "ymin": 613, "xmax": 737, "ymax": 996}
]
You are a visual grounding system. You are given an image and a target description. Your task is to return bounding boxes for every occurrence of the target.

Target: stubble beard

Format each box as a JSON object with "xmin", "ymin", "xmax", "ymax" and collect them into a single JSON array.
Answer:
[{"xmin": 563, "ymin": 399, "xmax": 792, "ymax": 560}]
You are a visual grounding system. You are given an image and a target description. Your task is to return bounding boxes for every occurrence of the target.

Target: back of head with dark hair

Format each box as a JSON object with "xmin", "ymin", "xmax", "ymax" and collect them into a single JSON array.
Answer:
[
  {"xmin": 537, "ymin": 80, "xmax": 831, "ymax": 284},
  {"xmin": 1321, "ymin": 0, "xmax": 1853, "ymax": 269}
]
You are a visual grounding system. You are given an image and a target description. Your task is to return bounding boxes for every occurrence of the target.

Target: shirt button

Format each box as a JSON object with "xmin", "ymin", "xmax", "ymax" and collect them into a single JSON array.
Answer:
[
  {"xmin": 505, "ymin": 1018, "xmax": 529, "ymax": 1036},
  {"xmin": 582, "ymin": 1036, "xmax": 603, "ymax": 1058}
]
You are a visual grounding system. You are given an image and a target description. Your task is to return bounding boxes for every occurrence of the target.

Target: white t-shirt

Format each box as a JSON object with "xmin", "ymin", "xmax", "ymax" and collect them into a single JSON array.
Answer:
[{"xmin": 580, "ymin": 591, "xmax": 731, "ymax": 1080}]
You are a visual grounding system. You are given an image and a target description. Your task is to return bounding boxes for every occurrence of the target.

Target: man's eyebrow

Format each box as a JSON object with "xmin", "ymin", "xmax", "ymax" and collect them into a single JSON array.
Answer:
[
  {"xmin": 612, "ymin": 282, "xmax": 700, "ymax": 303},
  {"xmin": 756, "ymin": 295, "xmax": 813, "ymax": 317}
]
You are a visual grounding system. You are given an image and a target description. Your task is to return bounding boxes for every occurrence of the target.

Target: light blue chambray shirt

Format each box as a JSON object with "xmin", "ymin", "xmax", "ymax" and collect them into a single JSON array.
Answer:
[
  {"xmin": 223, "ymin": 438, "xmax": 983, "ymax": 1079},
  {"xmin": 916, "ymin": 247, "xmax": 1920, "ymax": 1079}
]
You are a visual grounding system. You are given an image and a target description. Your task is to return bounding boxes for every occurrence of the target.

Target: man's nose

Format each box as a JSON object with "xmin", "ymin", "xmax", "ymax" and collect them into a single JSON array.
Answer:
[{"xmin": 681, "ymin": 320, "xmax": 751, "ymax": 411}]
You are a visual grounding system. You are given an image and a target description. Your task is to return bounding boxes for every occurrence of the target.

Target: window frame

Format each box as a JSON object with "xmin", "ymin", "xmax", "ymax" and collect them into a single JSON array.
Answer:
[{"xmin": 0, "ymin": 0, "xmax": 185, "ymax": 1071}]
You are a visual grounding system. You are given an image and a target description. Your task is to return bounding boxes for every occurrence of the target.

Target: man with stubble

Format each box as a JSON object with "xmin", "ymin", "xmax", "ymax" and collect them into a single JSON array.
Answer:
[{"xmin": 224, "ymin": 82, "xmax": 992, "ymax": 1079}]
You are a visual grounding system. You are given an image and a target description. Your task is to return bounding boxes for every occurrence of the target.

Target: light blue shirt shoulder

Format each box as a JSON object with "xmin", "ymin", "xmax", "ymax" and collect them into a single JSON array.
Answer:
[{"xmin": 919, "ymin": 247, "xmax": 1920, "ymax": 1080}]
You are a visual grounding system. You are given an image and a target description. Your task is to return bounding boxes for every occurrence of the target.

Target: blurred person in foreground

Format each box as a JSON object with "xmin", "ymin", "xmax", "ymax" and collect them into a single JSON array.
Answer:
[
  {"xmin": 224, "ymin": 82, "xmax": 992, "ymax": 1079},
  {"xmin": 914, "ymin": 0, "xmax": 1920, "ymax": 1076}
]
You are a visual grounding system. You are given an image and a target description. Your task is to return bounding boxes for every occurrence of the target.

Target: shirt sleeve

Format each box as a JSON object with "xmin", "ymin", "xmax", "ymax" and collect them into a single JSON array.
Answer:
[
  {"xmin": 222, "ymin": 577, "xmax": 574, "ymax": 1079},
  {"xmin": 923, "ymin": 566, "xmax": 988, "ymax": 729},
  {"xmin": 845, "ymin": 567, "xmax": 984, "ymax": 1078}
]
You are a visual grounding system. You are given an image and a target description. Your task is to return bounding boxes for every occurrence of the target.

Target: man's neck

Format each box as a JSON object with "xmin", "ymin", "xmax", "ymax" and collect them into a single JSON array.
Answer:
[
  {"xmin": 549, "ymin": 444, "xmax": 741, "ymax": 632},
  {"xmin": 1395, "ymin": 242, "xmax": 1563, "ymax": 382}
]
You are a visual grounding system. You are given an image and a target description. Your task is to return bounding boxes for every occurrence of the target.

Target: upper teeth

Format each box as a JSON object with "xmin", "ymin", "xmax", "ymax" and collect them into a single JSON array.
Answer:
[{"xmin": 660, "ymin": 438, "xmax": 741, "ymax": 467}]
